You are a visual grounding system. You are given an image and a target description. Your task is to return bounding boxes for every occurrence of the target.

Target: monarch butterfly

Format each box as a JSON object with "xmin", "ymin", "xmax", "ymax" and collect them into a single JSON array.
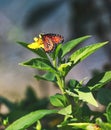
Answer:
[{"xmin": 40, "ymin": 33, "xmax": 64, "ymax": 52}]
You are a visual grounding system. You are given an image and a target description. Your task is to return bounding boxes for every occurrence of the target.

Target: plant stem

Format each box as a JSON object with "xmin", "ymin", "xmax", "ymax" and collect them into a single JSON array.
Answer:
[
  {"xmin": 56, "ymin": 75, "xmax": 65, "ymax": 94},
  {"xmin": 56, "ymin": 75, "xmax": 70, "ymax": 105},
  {"xmin": 53, "ymin": 58, "xmax": 70, "ymax": 105},
  {"xmin": 53, "ymin": 59, "xmax": 64, "ymax": 93},
  {"xmin": 52, "ymin": 59, "xmax": 57, "ymax": 68}
]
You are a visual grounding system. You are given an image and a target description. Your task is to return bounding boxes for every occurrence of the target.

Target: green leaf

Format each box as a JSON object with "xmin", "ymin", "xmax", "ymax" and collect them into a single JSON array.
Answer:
[
  {"xmin": 62, "ymin": 42, "xmax": 108, "ymax": 77},
  {"xmin": 105, "ymin": 103, "xmax": 111, "ymax": 123},
  {"xmin": 20, "ymin": 58, "xmax": 57, "ymax": 73},
  {"xmin": 66, "ymin": 87, "xmax": 98, "ymax": 107},
  {"xmin": 61, "ymin": 35, "xmax": 91, "ymax": 57},
  {"xmin": 68, "ymin": 79, "xmax": 80, "ymax": 89},
  {"xmin": 76, "ymin": 88, "xmax": 98, "ymax": 107},
  {"xmin": 86, "ymin": 71, "xmax": 111, "ymax": 90},
  {"xmin": 69, "ymin": 41, "xmax": 108, "ymax": 64},
  {"xmin": 17, "ymin": 41, "xmax": 48, "ymax": 59},
  {"xmin": 96, "ymin": 118, "xmax": 111, "ymax": 130},
  {"xmin": 58, "ymin": 105, "xmax": 72, "ymax": 115},
  {"xmin": 34, "ymin": 72, "xmax": 56, "ymax": 82},
  {"xmin": 97, "ymin": 88, "xmax": 111, "ymax": 106},
  {"xmin": 52, "ymin": 43, "xmax": 63, "ymax": 60},
  {"xmin": 67, "ymin": 122, "xmax": 93, "ymax": 130},
  {"xmin": 36, "ymin": 120, "xmax": 42, "ymax": 130},
  {"xmin": 58, "ymin": 62, "xmax": 72, "ymax": 76},
  {"xmin": 50, "ymin": 94, "xmax": 67, "ymax": 107},
  {"xmin": 65, "ymin": 89, "xmax": 78, "ymax": 97},
  {"xmin": 75, "ymin": 88, "xmax": 98, "ymax": 107},
  {"xmin": 6, "ymin": 109, "xmax": 57, "ymax": 130}
]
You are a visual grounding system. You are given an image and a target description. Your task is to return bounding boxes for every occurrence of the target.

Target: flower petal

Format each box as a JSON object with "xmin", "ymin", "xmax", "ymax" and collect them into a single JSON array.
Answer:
[{"xmin": 28, "ymin": 37, "xmax": 44, "ymax": 49}]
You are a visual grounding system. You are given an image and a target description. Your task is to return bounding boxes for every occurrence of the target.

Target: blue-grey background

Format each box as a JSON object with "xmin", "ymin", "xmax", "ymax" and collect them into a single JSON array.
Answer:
[{"xmin": 0, "ymin": 0, "xmax": 110, "ymax": 101}]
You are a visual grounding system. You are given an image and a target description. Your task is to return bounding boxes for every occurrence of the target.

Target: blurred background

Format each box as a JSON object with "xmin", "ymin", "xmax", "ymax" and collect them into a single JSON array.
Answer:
[{"xmin": 0, "ymin": 0, "xmax": 111, "ymax": 115}]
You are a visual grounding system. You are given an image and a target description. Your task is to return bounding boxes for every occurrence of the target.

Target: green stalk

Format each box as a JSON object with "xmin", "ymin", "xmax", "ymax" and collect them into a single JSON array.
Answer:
[
  {"xmin": 56, "ymin": 75, "xmax": 65, "ymax": 94},
  {"xmin": 56, "ymin": 74, "xmax": 70, "ymax": 106},
  {"xmin": 52, "ymin": 59, "xmax": 57, "ymax": 68},
  {"xmin": 52, "ymin": 59, "xmax": 63, "ymax": 92},
  {"xmin": 53, "ymin": 58, "xmax": 70, "ymax": 105}
]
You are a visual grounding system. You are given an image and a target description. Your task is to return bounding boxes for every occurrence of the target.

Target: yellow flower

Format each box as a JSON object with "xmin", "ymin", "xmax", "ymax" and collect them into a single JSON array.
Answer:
[{"xmin": 28, "ymin": 36, "xmax": 44, "ymax": 49}]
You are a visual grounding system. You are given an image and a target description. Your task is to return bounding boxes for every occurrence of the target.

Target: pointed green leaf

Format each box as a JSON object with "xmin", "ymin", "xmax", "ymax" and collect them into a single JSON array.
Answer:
[
  {"xmin": 58, "ymin": 105, "xmax": 72, "ymax": 115},
  {"xmin": 34, "ymin": 72, "xmax": 56, "ymax": 82},
  {"xmin": 105, "ymin": 103, "xmax": 111, "ymax": 123},
  {"xmin": 17, "ymin": 41, "xmax": 48, "ymax": 59},
  {"xmin": 58, "ymin": 62, "xmax": 72, "ymax": 76},
  {"xmin": 67, "ymin": 88, "xmax": 98, "ymax": 106},
  {"xmin": 62, "ymin": 35, "xmax": 91, "ymax": 57},
  {"xmin": 36, "ymin": 120, "xmax": 42, "ymax": 130},
  {"xmin": 61, "ymin": 42, "xmax": 108, "ymax": 77},
  {"xmin": 68, "ymin": 79, "xmax": 80, "ymax": 89},
  {"xmin": 86, "ymin": 71, "xmax": 111, "ymax": 90},
  {"xmin": 6, "ymin": 109, "xmax": 57, "ymax": 130},
  {"xmin": 69, "ymin": 41, "xmax": 108, "ymax": 64},
  {"xmin": 96, "ymin": 118, "xmax": 111, "ymax": 129},
  {"xmin": 75, "ymin": 88, "xmax": 98, "ymax": 107},
  {"xmin": 50, "ymin": 94, "xmax": 67, "ymax": 107},
  {"xmin": 20, "ymin": 58, "xmax": 57, "ymax": 73},
  {"xmin": 65, "ymin": 89, "xmax": 78, "ymax": 97},
  {"xmin": 67, "ymin": 122, "xmax": 93, "ymax": 129}
]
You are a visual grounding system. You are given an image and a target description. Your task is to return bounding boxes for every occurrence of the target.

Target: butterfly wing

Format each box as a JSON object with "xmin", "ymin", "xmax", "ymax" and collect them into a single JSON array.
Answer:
[
  {"xmin": 42, "ymin": 33, "xmax": 64, "ymax": 52},
  {"xmin": 42, "ymin": 34, "xmax": 55, "ymax": 52},
  {"xmin": 48, "ymin": 34, "xmax": 64, "ymax": 44}
]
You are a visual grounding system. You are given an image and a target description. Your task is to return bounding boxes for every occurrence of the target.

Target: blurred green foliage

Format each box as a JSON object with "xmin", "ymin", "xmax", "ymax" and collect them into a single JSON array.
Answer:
[{"xmin": 0, "ymin": 86, "xmax": 49, "ymax": 123}]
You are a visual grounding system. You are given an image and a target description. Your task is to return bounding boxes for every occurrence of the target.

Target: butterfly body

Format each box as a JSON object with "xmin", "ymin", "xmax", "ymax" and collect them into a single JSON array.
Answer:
[{"xmin": 40, "ymin": 33, "xmax": 64, "ymax": 52}]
